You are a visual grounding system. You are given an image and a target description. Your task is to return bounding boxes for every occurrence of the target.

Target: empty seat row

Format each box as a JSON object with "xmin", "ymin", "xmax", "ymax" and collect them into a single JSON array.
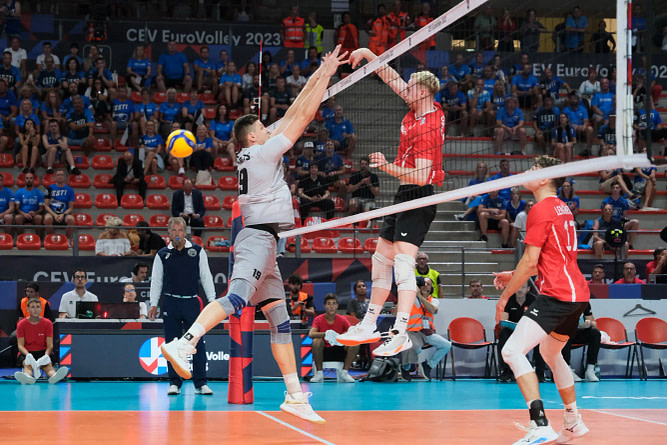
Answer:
[{"xmin": 286, "ymin": 237, "xmax": 376, "ymax": 254}]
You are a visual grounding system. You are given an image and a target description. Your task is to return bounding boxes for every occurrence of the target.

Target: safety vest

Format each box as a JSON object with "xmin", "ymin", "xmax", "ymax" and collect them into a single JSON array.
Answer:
[
  {"xmin": 291, "ymin": 291, "xmax": 310, "ymax": 323},
  {"xmin": 305, "ymin": 23, "xmax": 324, "ymax": 54},
  {"xmin": 20, "ymin": 296, "xmax": 49, "ymax": 318},
  {"xmin": 337, "ymin": 24, "xmax": 359, "ymax": 53},
  {"xmin": 387, "ymin": 11, "xmax": 409, "ymax": 47},
  {"xmin": 368, "ymin": 16, "xmax": 388, "ymax": 55},
  {"xmin": 415, "ymin": 267, "xmax": 441, "ymax": 298},
  {"xmin": 282, "ymin": 16, "xmax": 305, "ymax": 48},
  {"xmin": 407, "ymin": 294, "xmax": 435, "ymax": 331},
  {"xmin": 415, "ymin": 15, "xmax": 436, "ymax": 49}
]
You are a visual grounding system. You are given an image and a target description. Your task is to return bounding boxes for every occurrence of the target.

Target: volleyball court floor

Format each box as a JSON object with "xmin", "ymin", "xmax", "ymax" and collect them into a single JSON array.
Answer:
[{"xmin": 1, "ymin": 376, "xmax": 665, "ymax": 444}]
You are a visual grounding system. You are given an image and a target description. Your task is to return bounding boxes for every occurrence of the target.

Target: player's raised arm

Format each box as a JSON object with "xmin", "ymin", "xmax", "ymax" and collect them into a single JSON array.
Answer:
[{"xmin": 349, "ymin": 48, "xmax": 409, "ymax": 103}]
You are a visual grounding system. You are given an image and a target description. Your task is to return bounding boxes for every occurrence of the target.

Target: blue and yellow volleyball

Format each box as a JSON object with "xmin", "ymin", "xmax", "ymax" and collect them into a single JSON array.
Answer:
[{"xmin": 166, "ymin": 130, "xmax": 196, "ymax": 158}]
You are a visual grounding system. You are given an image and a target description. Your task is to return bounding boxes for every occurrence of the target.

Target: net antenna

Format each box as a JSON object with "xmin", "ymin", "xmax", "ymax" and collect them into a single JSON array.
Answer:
[
  {"xmin": 617, "ymin": 0, "xmax": 632, "ymax": 158},
  {"xmin": 258, "ymin": 40, "xmax": 263, "ymax": 117}
]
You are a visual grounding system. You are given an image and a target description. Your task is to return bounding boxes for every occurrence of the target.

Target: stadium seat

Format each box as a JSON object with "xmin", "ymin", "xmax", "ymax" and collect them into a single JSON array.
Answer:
[
  {"xmin": 44, "ymin": 234, "xmax": 69, "ymax": 250},
  {"xmin": 42, "ymin": 174, "xmax": 56, "ymax": 188},
  {"xmin": 203, "ymin": 215, "xmax": 224, "ymax": 228},
  {"xmin": 206, "ymin": 236, "xmax": 230, "ymax": 252},
  {"xmin": 168, "ymin": 175, "xmax": 185, "ymax": 190},
  {"xmin": 203, "ymin": 194, "xmax": 221, "ymax": 210},
  {"xmin": 199, "ymin": 93, "xmax": 216, "ymax": 105},
  {"xmin": 16, "ymin": 233, "xmax": 41, "ymax": 250},
  {"xmin": 0, "ymin": 153, "xmax": 15, "ymax": 167},
  {"xmin": 286, "ymin": 236, "xmax": 311, "ymax": 253},
  {"xmin": 195, "ymin": 180, "xmax": 217, "ymax": 191},
  {"xmin": 92, "ymin": 122, "xmax": 109, "ymax": 134},
  {"xmin": 214, "ymin": 157, "xmax": 235, "ymax": 172},
  {"xmin": 149, "ymin": 214, "xmax": 170, "ymax": 227},
  {"xmin": 202, "ymin": 107, "xmax": 216, "ymax": 120},
  {"xmin": 123, "ymin": 213, "xmax": 145, "ymax": 227},
  {"xmin": 635, "ymin": 317, "xmax": 667, "ymax": 380},
  {"xmin": 146, "ymin": 175, "xmax": 166, "ymax": 189},
  {"xmin": 302, "ymin": 217, "xmax": 338, "ymax": 239},
  {"xmin": 595, "ymin": 317, "xmax": 637, "ymax": 378},
  {"xmin": 218, "ymin": 175, "xmax": 238, "ymax": 190},
  {"xmin": 312, "ymin": 237, "xmax": 337, "ymax": 254},
  {"xmin": 114, "ymin": 140, "xmax": 130, "ymax": 152},
  {"xmin": 333, "ymin": 196, "xmax": 346, "ymax": 212},
  {"xmin": 191, "ymin": 236, "xmax": 204, "ymax": 247},
  {"xmin": 222, "ymin": 195, "xmax": 237, "ymax": 210},
  {"xmin": 0, "ymin": 233, "xmax": 13, "ymax": 249},
  {"xmin": 93, "ymin": 174, "xmax": 114, "ymax": 189},
  {"xmin": 146, "ymin": 194, "xmax": 170, "ymax": 210},
  {"xmin": 153, "ymin": 92, "xmax": 167, "ymax": 104},
  {"xmin": 96, "ymin": 213, "xmax": 118, "ymax": 226},
  {"xmin": 16, "ymin": 173, "xmax": 40, "ymax": 188},
  {"xmin": 91, "ymin": 154, "xmax": 114, "ymax": 170},
  {"xmin": 72, "ymin": 234, "xmax": 96, "ymax": 251},
  {"xmin": 73, "ymin": 213, "xmax": 93, "ymax": 226},
  {"xmin": 74, "ymin": 155, "xmax": 90, "ymax": 169},
  {"xmin": 229, "ymin": 109, "xmax": 242, "ymax": 120},
  {"xmin": 120, "ymin": 194, "xmax": 144, "ymax": 209},
  {"xmin": 447, "ymin": 317, "xmax": 496, "ymax": 379},
  {"xmin": 161, "ymin": 235, "xmax": 171, "ymax": 245},
  {"xmin": 339, "ymin": 237, "xmax": 363, "ymax": 254},
  {"xmin": 68, "ymin": 174, "xmax": 91, "ymax": 188},
  {"xmin": 130, "ymin": 91, "xmax": 142, "ymax": 103},
  {"xmin": 176, "ymin": 92, "xmax": 189, "ymax": 103},
  {"xmin": 95, "ymin": 193, "xmax": 119, "ymax": 209},
  {"xmin": 93, "ymin": 138, "xmax": 112, "ymax": 153},
  {"xmin": 1, "ymin": 172, "xmax": 14, "ymax": 186},
  {"xmin": 364, "ymin": 238, "xmax": 377, "ymax": 253}
]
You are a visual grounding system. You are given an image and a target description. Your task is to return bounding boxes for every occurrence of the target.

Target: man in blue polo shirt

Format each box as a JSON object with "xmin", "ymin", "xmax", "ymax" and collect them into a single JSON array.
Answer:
[
  {"xmin": 14, "ymin": 172, "xmax": 44, "ymax": 232},
  {"xmin": 0, "ymin": 51, "xmax": 21, "ymax": 91},
  {"xmin": 60, "ymin": 81, "xmax": 93, "ymax": 115},
  {"xmin": 87, "ymin": 57, "xmax": 114, "ymax": 90},
  {"xmin": 66, "ymin": 96, "xmax": 95, "ymax": 154},
  {"xmin": 325, "ymin": 105, "xmax": 356, "ymax": 156},
  {"xmin": 44, "ymin": 169, "xmax": 75, "ymax": 238},
  {"xmin": 193, "ymin": 46, "xmax": 217, "ymax": 95},
  {"xmin": 565, "ymin": 6, "xmax": 588, "ymax": 52},
  {"xmin": 590, "ymin": 77, "xmax": 614, "ymax": 134},
  {"xmin": 539, "ymin": 67, "xmax": 571, "ymax": 105},
  {"xmin": 111, "ymin": 87, "xmax": 138, "ymax": 146},
  {"xmin": 563, "ymin": 91, "xmax": 593, "ymax": 152},
  {"xmin": 0, "ymin": 173, "xmax": 15, "ymax": 230},
  {"xmin": 494, "ymin": 96, "xmax": 526, "ymax": 155},
  {"xmin": 601, "ymin": 182, "xmax": 640, "ymax": 248},
  {"xmin": 489, "ymin": 159, "xmax": 513, "ymax": 201},
  {"xmin": 477, "ymin": 189, "xmax": 510, "ymax": 246},
  {"xmin": 156, "ymin": 41, "xmax": 192, "ymax": 92},
  {"xmin": 437, "ymin": 82, "xmax": 468, "ymax": 136},
  {"xmin": 449, "ymin": 53, "xmax": 472, "ymax": 91},
  {"xmin": 0, "ymin": 78, "xmax": 18, "ymax": 129},
  {"xmin": 511, "ymin": 63, "xmax": 540, "ymax": 109}
]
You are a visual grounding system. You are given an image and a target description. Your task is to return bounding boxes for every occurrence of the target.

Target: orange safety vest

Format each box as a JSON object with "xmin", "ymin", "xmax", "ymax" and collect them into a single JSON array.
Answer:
[
  {"xmin": 337, "ymin": 23, "xmax": 359, "ymax": 54},
  {"xmin": 386, "ymin": 11, "xmax": 409, "ymax": 47},
  {"xmin": 407, "ymin": 294, "xmax": 435, "ymax": 332},
  {"xmin": 291, "ymin": 291, "xmax": 310, "ymax": 323},
  {"xmin": 20, "ymin": 296, "xmax": 49, "ymax": 318},
  {"xmin": 282, "ymin": 16, "xmax": 305, "ymax": 48},
  {"xmin": 368, "ymin": 16, "xmax": 388, "ymax": 55},
  {"xmin": 415, "ymin": 15, "xmax": 436, "ymax": 49}
]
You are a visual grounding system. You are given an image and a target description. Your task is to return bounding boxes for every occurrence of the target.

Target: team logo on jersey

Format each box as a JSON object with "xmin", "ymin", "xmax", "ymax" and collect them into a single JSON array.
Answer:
[
  {"xmin": 187, "ymin": 248, "xmax": 197, "ymax": 257},
  {"xmin": 138, "ymin": 337, "xmax": 168, "ymax": 375}
]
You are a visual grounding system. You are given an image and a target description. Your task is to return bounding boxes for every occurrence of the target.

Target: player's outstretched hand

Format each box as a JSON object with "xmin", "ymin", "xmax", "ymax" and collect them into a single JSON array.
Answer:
[
  {"xmin": 495, "ymin": 299, "xmax": 506, "ymax": 325},
  {"xmin": 320, "ymin": 45, "xmax": 348, "ymax": 77},
  {"xmin": 368, "ymin": 152, "xmax": 387, "ymax": 168},
  {"xmin": 493, "ymin": 271, "xmax": 513, "ymax": 290},
  {"xmin": 349, "ymin": 48, "xmax": 376, "ymax": 69}
]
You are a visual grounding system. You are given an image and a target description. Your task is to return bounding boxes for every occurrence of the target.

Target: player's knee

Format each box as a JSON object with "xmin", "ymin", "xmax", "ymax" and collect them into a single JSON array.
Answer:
[
  {"xmin": 394, "ymin": 253, "xmax": 416, "ymax": 292},
  {"xmin": 371, "ymin": 251, "xmax": 393, "ymax": 290},
  {"xmin": 264, "ymin": 301, "xmax": 292, "ymax": 344}
]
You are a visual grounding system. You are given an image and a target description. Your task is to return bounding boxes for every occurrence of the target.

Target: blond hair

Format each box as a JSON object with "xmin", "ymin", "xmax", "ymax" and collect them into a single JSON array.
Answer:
[{"xmin": 410, "ymin": 71, "xmax": 440, "ymax": 96}]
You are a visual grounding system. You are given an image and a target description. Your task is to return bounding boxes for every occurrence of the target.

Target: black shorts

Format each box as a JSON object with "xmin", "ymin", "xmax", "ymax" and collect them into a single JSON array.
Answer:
[
  {"xmin": 323, "ymin": 345, "xmax": 347, "ymax": 362},
  {"xmin": 448, "ymin": 110, "xmax": 462, "ymax": 122},
  {"xmin": 52, "ymin": 217, "xmax": 68, "ymax": 226},
  {"xmin": 17, "ymin": 349, "xmax": 46, "ymax": 366},
  {"xmin": 523, "ymin": 294, "xmax": 589, "ymax": 338},
  {"xmin": 380, "ymin": 185, "xmax": 436, "ymax": 247},
  {"xmin": 487, "ymin": 218, "xmax": 500, "ymax": 231},
  {"xmin": 164, "ymin": 76, "xmax": 185, "ymax": 89},
  {"xmin": 517, "ymin": 94, "xmax": 533, "ymax": 109}
]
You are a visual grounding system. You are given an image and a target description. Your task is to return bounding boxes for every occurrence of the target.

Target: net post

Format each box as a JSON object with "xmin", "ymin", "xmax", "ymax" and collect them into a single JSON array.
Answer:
[
  {"xmin": 616, "ymin": 0, "xmax": 633, "ymax": 158},
  {"xmin": 227, "ymin": 306, "xmax": 255, "ymax": 404}
]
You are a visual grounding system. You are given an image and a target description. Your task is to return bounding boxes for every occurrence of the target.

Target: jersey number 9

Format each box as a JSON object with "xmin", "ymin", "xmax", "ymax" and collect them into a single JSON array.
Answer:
[{"xmin": 239, "ymin": 168, "xmax": 248, "ymax": 194}]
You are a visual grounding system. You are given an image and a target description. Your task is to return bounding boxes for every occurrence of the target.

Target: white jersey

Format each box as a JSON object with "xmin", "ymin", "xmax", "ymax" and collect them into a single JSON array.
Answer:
[{"xmin": 237, "ymin": 133, "xmax": 294, "ymax": 229}]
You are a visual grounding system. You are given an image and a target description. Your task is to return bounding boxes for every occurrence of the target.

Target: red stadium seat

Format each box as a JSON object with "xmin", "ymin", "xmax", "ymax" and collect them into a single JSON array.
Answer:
[
  {"xmin": 130, "ymin": 91, "xmax": 142, "ymax": 103},
  {"xmin": 191, "ymin": 236, "xmax": 204, "ymax": 247},
  {"xmin": 218, "ymin": 175, "xmax": 238, "ymax": 190},
  {"xmin": 286, "ymin": 236, "xmax": 311, "ymax": 253},
  {"xmin": 222, "ymin": 195, "xmax": 237, "ymax": 210},
  {"xmin": 0, "ymin": 233, "xmax": 13, "ymax": 249},
  {"xmin": 202, "ymin": 107, "xmax": 216, "ymax": 120},
  {"xmin": 42, "ymin": 173, "xmax": 56, "ymax": 188},
  {"xmin": 176, "ymin": 92, "xmax": 190, "ymax": 103},
  {"xmin": 146, "ymin": 175, "xmax": 167, "ymax": 189},
  {"xmin": 123, "ymin": 213, "xmax": 145, "ymax": 227},
  {"xmin": 339, "ymin": 237, "xmax": 363, "ymax": 254},
  {"xmin": 94, "ymin": 137, "xmax": 112, "ymax": 151},
  {"xmin": 68, "ymin": 174, "xmax": 91, "ymax": 188},
  {"xmin": 95, "ymin": 193, "xmax": 119, "ymax": 209},
  {"xmin": 146, "ymin": 194, "xmax": 170, "ymax": 210},
  {"xmin": 199, "ymin": 93, "xmax": 216, "ymax": 105},
  {"xmin": 364, "ymin": 238, "xmax": 377, "ymax": 253},
  {"xmin": 73, "ymin": 213, "xmax": 93, "ymax": 226},
  {"xmin": 195, "ymin": 180, "xmax": 217, "ymax": 191},
  {"xmin": 0, "ymin": 172, "xmax": 13, "ymax": 186},
  {"xmin": 149, "ymin": 214, "xmax": 170, "ymax": 227},
  {"xmin": 333, "ymin": 196, "xmax": 346, "ymax": 212},
  {"xmin": 91, "ymin": 154, "xmax": 114, "ymax": 170},
  {"xmin": 153, "ymin": 92, "xmax": 167, "ymax": 104},
  {"xmin": 44, "ymin": 234, "xmax": 69, "ymax": 250},
  {"xmin": 93, "ymin": 174, "xmax": 114, "ymax": 189},
  {"xmin": 302, "ymin": 217, "xmax": 338, "ymax": 239},
  {"xmin": 16, "ymin": 173, "xmax": 40, "ymax": 188},
  {"xmin": 229, "ymin": 109, "xmax": 242, "ymax": 120},
  {"xmin": 312, "ymin": 237, "xmax": 337, "ymax": 254},
  {"xmin": 203, "ymin": 194, "xmax": 221, "ymax": 210},
  {"xmin": 168, "ymin": 175, "xmax": 185, "ymax": 190},
  {"xmin": 447, "ymin": 317, "xmax": 496, "ymax": 379},
  {"xmin": 121, "ymin": 194, "xmax": 144, "ymax": 209},
  {"xmin": 75, "ymin": 155, "xmax": 90, "ymax": 169},
  {"xmin": 96, "ymin": 213, "xmax": 118, "ymax": 226},
  {"xmin": 214, "ymin": 157, "xmax": 235, "ymax": 172},
  {"xmin": 206, "ymin": 236, "xmax": 230, "ymax": 252},
  {"xmin": 16, "ymin": 233, "xmax": 41, "ymax": 250},
  {"xmin": 0, "ymin": 153, "xmax": 14, "ymax": 167},
  {"xmin": 203, "ymin": 215, "xmax": 224, "ymax": 228},
  {"xmin": 92, "ymin": 122, "xmax": 109, "ymax": 134},
  {"xmin": 73, "ymin": 234, "xmax": 96, "ymax": 251},
  {"xmin": 114, "ymin": 140, "xmax": 130, "ymax": 152}
]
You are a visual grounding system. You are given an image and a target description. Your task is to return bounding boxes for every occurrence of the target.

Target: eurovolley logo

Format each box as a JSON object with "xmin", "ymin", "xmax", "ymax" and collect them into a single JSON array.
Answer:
[{"xmin": 139, "ymin": 337, "xmax": 168, "ymax": 375}]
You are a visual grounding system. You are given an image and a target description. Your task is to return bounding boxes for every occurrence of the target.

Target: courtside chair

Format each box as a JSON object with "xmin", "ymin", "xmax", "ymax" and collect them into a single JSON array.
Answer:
[
  {"xmin": 595, "ymin": 317, "xmax": 638, "ymax": 378},
  {"xmin": 447, "ymin": 317, "xmax": 497, "ymax": 380},
  {"xmin": 634, "ymin": 317, "xmax": 667, "ymax": 380}
]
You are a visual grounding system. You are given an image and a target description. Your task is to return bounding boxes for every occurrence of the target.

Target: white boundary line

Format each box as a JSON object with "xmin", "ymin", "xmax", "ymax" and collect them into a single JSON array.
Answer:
[
  {"xmin": 590, "ymin": 409, "xmax": 667, "ymax": 426},
  {"xmin": 280, "ymin": 154, "xmax": 652, "ymax": 238},
  {"xmin": 255, "ymin": 410, "xmax": 336, "ymax": 445}
]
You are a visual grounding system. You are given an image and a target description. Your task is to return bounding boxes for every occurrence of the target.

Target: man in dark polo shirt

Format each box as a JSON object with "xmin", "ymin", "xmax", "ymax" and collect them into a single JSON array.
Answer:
[
  {"xmin": 297, "ymin": 163, "xmax": 335, "ymax": 221},
  {"xmin": 135, "ymin": 221, "xmax": 166, "ymax": 257}
]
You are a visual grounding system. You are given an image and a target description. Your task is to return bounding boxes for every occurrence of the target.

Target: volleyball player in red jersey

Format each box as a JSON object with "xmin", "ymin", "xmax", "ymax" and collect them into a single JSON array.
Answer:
[
  {"xmin": 337, "ymin": 47, "xmax": 445, "ymax": 356},
  {"xmin": 493, "ymin": 155, "xmax": 590, "ymax": 444}
]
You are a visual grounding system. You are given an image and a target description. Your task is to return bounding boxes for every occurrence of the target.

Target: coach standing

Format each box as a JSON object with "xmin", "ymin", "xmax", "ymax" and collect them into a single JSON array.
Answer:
[{"xmin": 148, "ymin": 217, "xmax": 216, "ymax": 396}]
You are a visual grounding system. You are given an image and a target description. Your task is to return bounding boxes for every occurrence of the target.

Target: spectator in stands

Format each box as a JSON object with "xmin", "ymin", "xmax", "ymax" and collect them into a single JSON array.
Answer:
[
  {"xmin": 489, "ymin": 54, "xmax": 507, "ymax": 83},
  {"xmin": 455, "ymin": 161, "xmax": 490, "ymax": 221},
  {"xmin": 551, "ymin": 113, "xmax": 576, "ymax": 163},
  {"xmin": 301, "ymin": 47, "xmax": 321, "ymax": 77},
  {"xmin": 592, "ymin": 203, "xmax": 628, "ymax": 258},
  {"xmin": 87, "ymin": 57, "xmax": 114, "ymax": 90},
  {"xmin": 474, "ymin": 5, "xmax": 496, "ymax": 50},
  {"xmin": 279, "ymin": 49, "xmax": 299, "ymax": 78},
  {"xmin": 156, "ymin": 41, "xmax": 192, "ymax": 93},
  {"xmin": 602, "ymin": 182, "xmax": 640, "ymax": 247},
  {"xmin": 468, "ymin": 78, "xmax": 493, "ymax": 136},
  {"xmin": 43, "ymin": 119, "xmax": 78, "ymax": 175},
  {"xmin": 367, "ymin": 4, "xmax": 389, "ymax": 56},
  {"xmin": 44, "ymin": 169, "xmax": 75, "ymax": 238},
  {"xmin": 305, "ymin": 11, "xmax": 324, "ymax": 55},
  {"xmin": 218, "ymin": 61, "xmax": 242, "ymax": 108},
  {"xmin": 14, "ymin": 97, "xmax": 39, "ymax": 141},
  {"xmin": 347, "ymin": 280, "xmax": 369, "ymax": 319},
  {"xmin": 17, "ymin": 118, "xmax": 39, "ymax": 173},
  {"xmin": 241, "ymin": 62, "xmax": 257, "ymax": 91},
  {"xmin": 0, "ymin": 173, "xmax": 14, "ymax": 231},
  {"xmin": 449, "ymin": 53, "xmax": 472, "ymax": 92},
  {"xmin": 497, "ymin": 9, "xmax": 517, "ymax": 52},
  {"xmin": 111, "ymin": 87, "xmax": 139, "ymax": 145},
  {"xmin": 139, "ymin": 120, "xmax": 164, "ymax": 176},
  {"xmin": 415, "ymin": 2, "xmax": 436, "ymax": 53},
  {"xmin": 4, "ymin": 37, "xmax": 26, "ymax": 80},
  {"xmin": 316, "ymin": 139, "xmax": 346, "ymax": 195},
  {"xmin": 35, "ymin": 41, "xmax": 61, "ymax": 74},
  {"xmin": 17, "ymin": 283, "xmax": 52, "ymax": 322},
  {"xmin": 438, "ymin": 65, "xmax": 457, "ymax": 91},
  {"xmin": 634, "ymin": 97, "xmax": 667, "ymax": 152},
  {"xmin": 286, "ymin": 64, "xmax": 307, "ymax": 97},
  {"xmin": 591, "ymin": 20, "xmax": 616, "ymax": 53},
  {"xmin": 61, "ymin": 81, "xmax": 91, "ymax": 115},
  {"xmin": 109, "ymin": 150, "xmax": 146, "ymax": 202},
  {"xmin": 281, "ymin": 5, "xmax": 306, "ymax": 49},
  {"xmin": 589, "ymin": 264, "xmax": 606, "ymax": 284},
  {"xmin": 298, "ymin": 163, "xmax": 335, "ymax": 222},
  {"xmin": 96, "ymin": 217, "xmax": 133, "ymax": 257},
  {"xmin": 82, "ymin": 44, "xmax": 100, "ymax": 74},
  {"xmin": 578, "ymin": 67, "xmax": 600, "ymax": 107},
  {"xmin": 158, "ymin": 88, "xmax": 181, "ymax": 139},
  {"xmin": 468, "ymin": 52, "xmax": 486, "ymax": 80},
  {"xmin": 171, "ymin": 178, "xmax": 205, "ymax": 237},
  {"xmin": 490, "ymin": 159, "xmax": 513, "ymax": 201},
  {"xmin": 191, "ymin": 125, "xmax": 215, "ymax": 175},
  {"xmin": 480, "ymin": 66, "xmax": 496, "ymax": 96},
  {"xmin": 467, "ymin": 279, "xmax": 488, "ymax": 299},
  {"xmin": 209, "ymin": 104, "xmax": 235, "ymax": 161},
  {"xmin": 58, "ymin": 268, "xmax": 98, "ymax": 318},
  {"xmin": 13, "ymin": 171, "xmax": 43, "ymax": 233},
  {"xmin": 494, "ymin": 96, "xmax": 526, "ymax": 155},
  {"xmin": 563, "ymin": 91, "xmax": 593, "ymax": 153},
  {"xmin": 282, "ymin": 160, "xmax": 298, "ymax": 197},
  {"xmin": 120, "ymin": 261, "xmax": 150, "ymax": 283},
  {"xmin": 216, "ymin": 50, "xmax": 228, "ymax": 75},
  {"xmin": 121, "ymin": 283, "xmax": 147, "ymax": 319},
  {"xmin": 65, "ymin": 96, "xmax": 95, "ymax": 154},
  {"xmin": 510, "ymin": 199, "xmax": 534, "ymax": 247},
  {"xmin": 590, "ymin": 77, "xmax": 614, "ymax": 134},
  {"xmin": 84, "ymin": 77, "xmax": 111, "ymax": 122},
  {"xmin": 136, "ymin": 88, "xmax": 158, "ymax": 135},
  {"xmin": 287, "ymin": 273, "xmax": 315, "ymax": 326},
  {"xmin": 519, "ymin": 9, "xmax": 547, "ymax": 53},
  {"xmin": 36, "ymin": 55, "xmax": 61, "ymax": 99},
  {"xmin": 508, "ymin": 53, "xmax": 531, "ymax": 81},
  {"xmin": 0, "ymin": 78, "xmax": 17, "ymax": 129},
  {"xmin": 0, "ymin": 50, "xmax": 21, "ymax": 91},
  {"xmin": 478, "ymin": 189, "xmax": 510, "ymax": 246},
  {"xmin": 336, "ymin": 12, "xmax": 359, "ymax": 62},
  {"xmin": 615, "ymin": 262, "xmax": 645, "ymax": 284},
  {"xmin": 598, "ymin": 113, "xmax": 617, "ymax": 156},
  {"xmin": 242, "ymin": 74, "xmax": 265, "ymax": 118},
  {"xmin": 533, "ymin": 96, "xmax": 560, "ymax": 153},
  {"xmin": 646, "ymin": 248, "xmax": 666, "ymax": 278},
  {"xmin": 439, "ymin": 82, "xmax": 468, "ymax": 136},
  {"xmin": 269, "ymin": 77, "xmax": 293, "ymax": 123},
  {"xmin": 181, "ymin": 90, "xmax": 204, "ymax": 132},
  {"xmin": 512, "ymin": 63, "xmax": 540, "ymax": 110},
  {"xmin": 598, "ymin": 163, "xmax": 634, "ymax": 197},
  {"xmin": 634, "ymin": 161, "xmax": 657, "ymax": 209},
  {"xmin": 565, "ymin": 6, "xmax": 588, "ymax": 53},
  {"xmin": 309, "ymin": 293, "xmax": 358, "ymax": 383},
  {"xmin": 193, "ymin": 46, "xmax": 217, "ymax": 95},
  {"xmin": 415, "ymin": 252, "xmax": 442, "ymax": 298},
  {"xmin": 18, "ymin": 79, "xmax": 39, "ymax": 110},
  {"xmin": 347, "ymin": 156, "xmax": 379, "ymax": 216},
  {"xmin": 41, "ymin": 90, "xmax": 65, "ymax": 133},
  {"xmin": 295, "ymin": 141, "xmax": 316, "ymax": 179},
  {"xmin": 540, "ymin": 67, "xmax": 571, "ymax": 106},
  {"xmin": 506, "ymin": 186, "xmax": 526, "ymax": 226},
  {"xmin": 325, "ymin": 105, "xmax": 356, "ymax": 156},
  {"xmin": 558, "ymin": 178, "xmax": 580, "ymax": 220},
  {"xmin": 386, "ymin": 0, "xmax": 410, "ymax": 49},
  {"xmin": 126, "ymin": 44, "xmax": 152, "ymax": 92},
  {"xmin": 133, "ymin": 221, "xmax": 167, "ymax": 257}
]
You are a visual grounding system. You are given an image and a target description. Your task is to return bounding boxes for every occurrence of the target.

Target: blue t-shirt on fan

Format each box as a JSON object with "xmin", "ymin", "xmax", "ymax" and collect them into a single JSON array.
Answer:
[
  {"xmin": 0, "ymin": 187, "xmax": 14, "ymax": 212},
  {"xmin": 158, "ymin": 52, "xmax": 188, "ymax": 79},
  {"xmin": 14, "ymin": 188, "xmax": 44, "ymax": 212},
  {"xmin": 46, "ymin": 184, "xmax": 75, "ymax": 214}
]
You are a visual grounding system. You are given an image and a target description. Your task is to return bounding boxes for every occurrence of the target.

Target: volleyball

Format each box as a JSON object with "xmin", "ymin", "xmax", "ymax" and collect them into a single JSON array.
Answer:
[{"xmin": 166, "ymin": 130, "xmax": 196, "ymax": 158}]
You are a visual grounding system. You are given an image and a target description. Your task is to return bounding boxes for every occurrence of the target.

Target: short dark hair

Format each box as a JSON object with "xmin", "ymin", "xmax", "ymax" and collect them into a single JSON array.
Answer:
[
  {"xmin": 25, "ymin": 282, "xmax": 39, "ymax": 293},
  {"xmin": 73, "ymin": 268, "xmax": 86, "ymax": 278},
  {"xmin": 43, "ymin": 41, "xmax": 51, "ymax": 47},
  {"xmin": 3, "ymin": 50, "xmax": 11, "ymax": 57},
  {"xmin": 324, "ymin": 293, "xmax": 338, "ymax": 304},
  {"xmin": 287, "ymin": 274, "xmax": 303, "ymax": 286},
  {"xmin": 469, "ymin": 279, "xmax": 482, "ymax": 286},
  {"xmin": 593, "ymin": 264, "xmax": 605, "ymax": 270},
  {"xmin": 233, "ymin": 114, "xmax": 259, "ymax": 147},
  {"xmin": 533, "ymin": 155, "xmax": 565, "ymax": 189},
  {"xmin": 27, "ymin": 298, "xmax": 41, "ymax": 307},
  {"xmin": 654, "ymin": 248, "xmax": 665, "ymax": 260}
]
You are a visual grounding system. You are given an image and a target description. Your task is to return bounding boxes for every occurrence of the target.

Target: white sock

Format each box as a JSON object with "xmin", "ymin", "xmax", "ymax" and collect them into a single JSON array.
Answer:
[
  {"xmin": 360, "ymin": 303, "xmax": 382, "ymax": 328},
  {"xmin": 564, "ymin": 401, "xmax": 578, "ymax": 416},
  {"xmin": 392, "ymin": 312, "xmax": 410, "ymax": 334},
  {"xmin": 586, "ymin": 364, "xmax": 595, "ymax": 372},
  {"xmin": 283, "ymin": 372, "xmax": 303, "ymax": 398},
  {"xmin": 183, "ymin": 322, "xmax": 206, "ymax": 345},
  {"xmin": 178, "ymin": 167, "xmax": 185, "ymax": 174}
]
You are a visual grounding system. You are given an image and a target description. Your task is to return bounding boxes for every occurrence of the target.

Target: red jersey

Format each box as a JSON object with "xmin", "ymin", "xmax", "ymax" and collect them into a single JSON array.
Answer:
[
  {"xmin": 16, "ymin": 317, "xmax": 53, "ymax": 352},
  {"xmin": 524, "ymin": 196, "xmax": 590, "ymax": 303},
  {"xmin": 395, "ymin": 102, "xmax": 445, "ymax": 186},
  {"xmin": 312, "ymin": 314, "xmax": 351, "ymax": 347},
  {"xmin": 614, "ymin": 277, "xmax": 646, "ymax": 284}
]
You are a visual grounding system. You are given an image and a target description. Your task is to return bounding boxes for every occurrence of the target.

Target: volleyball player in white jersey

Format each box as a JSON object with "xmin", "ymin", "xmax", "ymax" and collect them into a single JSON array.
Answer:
[
  {"xmin": 160, "ymin": 46, "xmax": 347, "ymax": 424},
  {"xmin": 337, "ymin": 48, "xmax": 445, "ymax": 356}
]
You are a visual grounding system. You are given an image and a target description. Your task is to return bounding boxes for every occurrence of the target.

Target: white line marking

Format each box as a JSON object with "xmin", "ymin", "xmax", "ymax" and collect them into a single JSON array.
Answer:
[
  {"xmin": 590, "ymin": 409, "xmax": 667, "ymax": 426},
  {"xmin": 583, "ymin": 396, "xmax": 667, "ymax": 400},
  {"xmin": 255, "ymin": 411, "xmax": 336, "ymax": 445}
]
